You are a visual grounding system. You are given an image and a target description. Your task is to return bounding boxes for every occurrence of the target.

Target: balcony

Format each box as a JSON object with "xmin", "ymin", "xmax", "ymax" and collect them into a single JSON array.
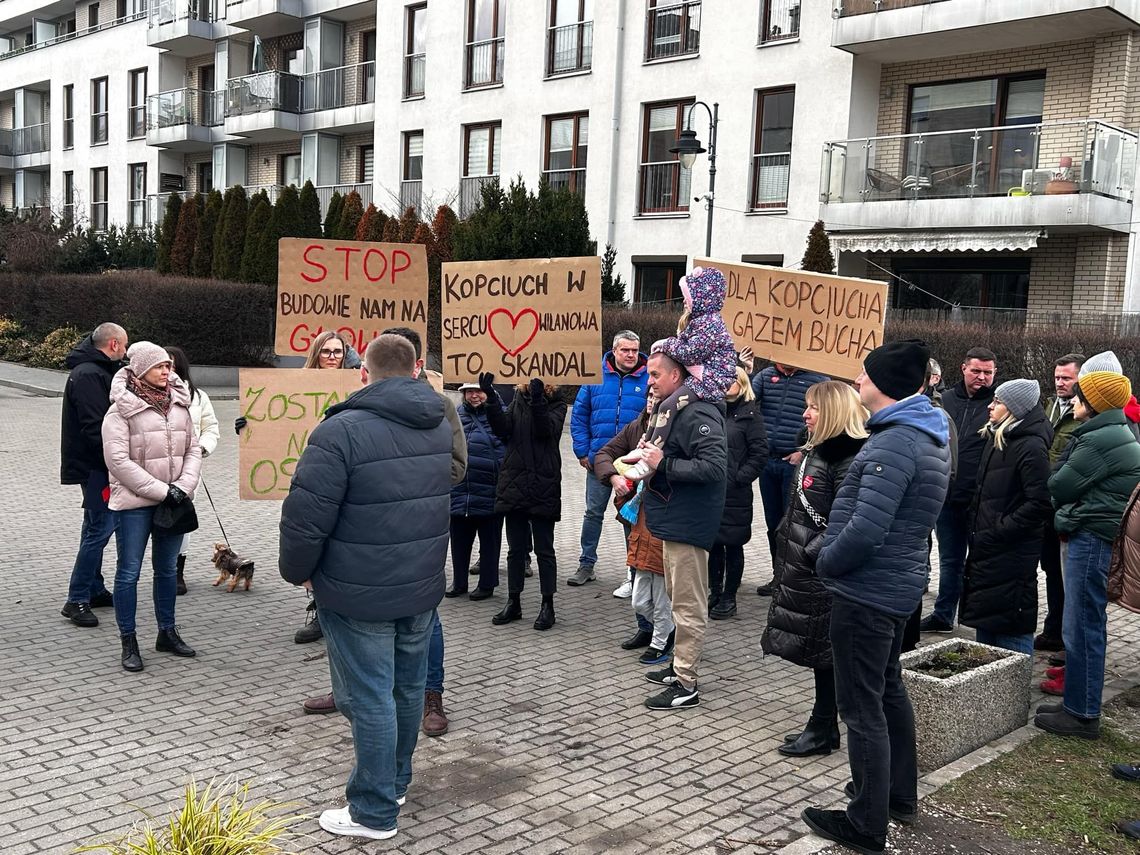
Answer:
[
  {"xmin": 300, "ymin": 61, "xmax": 375, "ymax": 132},
  {"xmin": 3, "ymin": 123, "xmax": 51, "ymax": 169},
  {"xmin": 465, "ymin": 38, "xmax": 504, "ymax": 89},
  {"xmin": 224, "ymin": 63, "xmax": 375, "ymax": 139},
  {"xmin": 404, "ymin": 53, "xmax": 425, "ymax": 98},
  {"xmin": 543, "ymin": 168, "xmax": 586, "ymax": 195},
  {"xmin": 224, "ymin": 0, "xmax": 300, "ymax": 37},
  {"xmin": 819, "ymin": 119, "xmax": 1137, "ymax": 235},
  {"xmin": 147, "ymin": 0, "xmax": 228, "ymax": 55},
  {"xmin": 547, "ymin": 21, "xmax": 592, "ymax": 76},
  {"xmin": 638, "ymin": 161, "xmax": 691, "ymax": 214},
  {"xmin": 645, "ymin": 1, "xmax": 701, "ymax": 62},
  {"xmin": 399, "ymin": 180, "xmax": 422, "ymax": 216},
  {"xmin": 315, "ymin": 182, "xmax": 372, "ymax": 216},
  {"xmin": 832, "ymin": 0, "xmax": 1140, "ymax": 62},
  {"xmin": 459, "ymin": 175, "xmax": 498, "ymax": 218},
  {"xmin": 147, "ymin": 89, "xmax": 224, "ymax": 151},
  {"xmin": 0, "ymin": 129, "xmax": 10, "ymax": 171}
]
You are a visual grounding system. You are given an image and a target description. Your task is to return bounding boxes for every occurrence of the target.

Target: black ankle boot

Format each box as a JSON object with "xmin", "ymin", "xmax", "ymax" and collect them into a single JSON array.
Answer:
[
  {"xmin": 492, "ymin": 595, "xmax": 522, "ymax": 625},
  {"xmin": 176, "ymin": 554, "xmax": 187, "ymax": 596},
  {"xmin": 156, "ymin": 626, "xmax": 197, "ymax": 657},
  {"xmin": 779, "ymin": 717, "xmax": 840, "ymax": 757},
  {"xmin": 533, "ymin": 597, "xmax": 555, "ymax": 631},
  {"xmin": 711, "ymin": 593, "xmax": 737, "ymax": 619},
  {"xmin": 121, "ymin": 634, "xmax": 143, "ymax": 672}
]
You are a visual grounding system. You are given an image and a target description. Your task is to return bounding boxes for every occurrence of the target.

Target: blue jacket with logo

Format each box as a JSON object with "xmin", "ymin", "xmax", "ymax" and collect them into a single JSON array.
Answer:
[
  {"xmin": 571, "ymin": 351, "xmax": 649, "ymax": 463},
  {"xmin": 817, "ymin": 394, "xmax": 951, "ymax": 618},
  {"xmin": 751, "ymin": 366, "xmax": 830, "ymax": 457}
]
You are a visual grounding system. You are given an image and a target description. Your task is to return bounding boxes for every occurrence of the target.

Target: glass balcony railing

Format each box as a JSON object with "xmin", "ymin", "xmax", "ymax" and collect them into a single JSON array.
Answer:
[
  {"xmin": 148, "ymin": 0, "xmax": 220, "ymax": 25},
  {"xmin": 820, "ymin": 119, "xmax": 1138, "ymax": 204},
  {"xmin": 225, "ymin": 71, "xmax": 302, "ymax": 116},
  {"xmin": 0, "ymin": 128, "xmax": 12, "ymax": 156},
  {"xmin": 148, "ymin": 88, "xmax": 225, "ymax": 130},
  {"xmin": 12, "ymin": 123, "xmax": 50, "ymax": 155},
  {"xmin": 836, "ymin": 0, "xmax": 950, "ymax": 16},
  {"xmin": 225, "ymin": 63, "xmax": 375, "ymax": 118}
]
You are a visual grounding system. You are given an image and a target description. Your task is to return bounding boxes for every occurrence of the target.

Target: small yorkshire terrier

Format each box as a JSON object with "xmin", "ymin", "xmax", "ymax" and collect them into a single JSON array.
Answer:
[{"xmin": 212, "ymin": 542, "xmax": 255, "ymax": 592}]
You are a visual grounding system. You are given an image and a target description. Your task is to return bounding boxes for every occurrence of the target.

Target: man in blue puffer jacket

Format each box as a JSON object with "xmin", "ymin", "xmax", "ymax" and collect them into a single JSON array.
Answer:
[
  {"xmin": 568, "ymin": 331, "xmax": 649, "ymax": 590},
  {"xmin": 802, "ymin": 340, "xmax": 951, "ymax": 855}
]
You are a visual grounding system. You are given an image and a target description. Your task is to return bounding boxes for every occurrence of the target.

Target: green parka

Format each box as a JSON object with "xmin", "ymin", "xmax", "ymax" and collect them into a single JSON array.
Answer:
[
  {"xmin": 1050, "ymin": 408, "xmax": 1140, "ymax": 543},
  {"xmin": 1045, "ymin": 396, "xmax": 1080, "ymax": 466}
]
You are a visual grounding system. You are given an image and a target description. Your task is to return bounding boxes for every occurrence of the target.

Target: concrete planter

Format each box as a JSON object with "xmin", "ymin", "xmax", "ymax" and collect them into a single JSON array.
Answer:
[{"xmin": 901, "ymin": 638, "xmax": 1032, "ymax": 774}]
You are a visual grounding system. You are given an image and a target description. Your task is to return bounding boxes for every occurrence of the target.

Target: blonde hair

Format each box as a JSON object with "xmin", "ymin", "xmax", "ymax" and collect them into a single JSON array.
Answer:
[
  {"xmin": 676, "ymin": 309, "xmax": 691, "ymax": 336},
  {"xmin": 803, "ymin": 381, "xmax": 869, "ymax": 449},
  {"xmin": 732, "ymin": 366, "xmax": 755, "ymax": 402},
  {"xmin": 303, "ymin": 331, "xmax": 348, "ymax": 369},
  {"xmin": 980, "ymin": 412, "xmax": 1016, "ymax": 451}
]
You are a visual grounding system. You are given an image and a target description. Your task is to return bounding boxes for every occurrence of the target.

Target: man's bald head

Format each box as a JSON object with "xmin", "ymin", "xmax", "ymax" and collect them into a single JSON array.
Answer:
[{"xmin": 92, "ymin": 323, "xmax": 128, "ymax": 359}]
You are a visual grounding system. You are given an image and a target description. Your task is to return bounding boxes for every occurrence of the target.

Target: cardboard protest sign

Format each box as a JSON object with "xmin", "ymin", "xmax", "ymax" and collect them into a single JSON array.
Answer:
[
  {"xmin": 696, "ymin": 258, "xmax": 887, "ymax": 380},
  {"xmin": 237, "ymin": 368, "xmax": 363, "ymax": 500},
  {"xmin": 440, "ymin": 256, "xmax": 603, "ymax": 382},
  {"xmin": 275, "ymin": 238, "xmax": 428, "ymax": 358}
]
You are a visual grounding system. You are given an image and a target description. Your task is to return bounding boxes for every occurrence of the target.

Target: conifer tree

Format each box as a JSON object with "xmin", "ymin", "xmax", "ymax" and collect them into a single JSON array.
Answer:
[
  {"xmin": 192, "ymin": 189, "xmax": 223, "ymax": 278},
  {"xmin": 240, "ymin": 191, "xmax": 272, "ymax": 284},
  {"xmin": 336, "ymin": 191, "xmax": 364, "ymax": 240},
  {"xmin": 801, "ymin": 220, "xmax": 835, "ymax": 274},
  {"xmin": 213, "ymin": 185, "xmax": 248, "ymax": 281},
  {"xmin": 169, "ymin": 193, "xmax": 201, "ymax": 276},
  {"xmin": 322, "ymin": 191, "xmax": 343, "ymax": 239},
  {"xmin": 155, "ymin": 193, "xmax": 182, "ymax": 274},
  {"xmin": 298, "ymin": 180, "xmax": 323, "ymax": 238}
]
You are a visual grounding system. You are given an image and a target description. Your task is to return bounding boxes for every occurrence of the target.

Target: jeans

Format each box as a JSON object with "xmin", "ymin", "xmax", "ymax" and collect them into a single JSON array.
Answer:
[
  {"xmin": 975, "ymin": 629, "xmax": 1034, "ymax": 655},
  {"xmin": 578, "ymin": 475, "xmax": 613, "ymax": 568},
  {"xmin": 505, "ymin": 512, "xmax": 556, "ymax": 596},
  {"xmin": 426, "ymin": 610, "xmax": 444, "ymax": 694},
  {"xmin": 1039, "ymin": 520, "xmax": 1065, "ymax": 639},
  {"xmin": 1062, "ymin": 530, "xmax": 1113, "ymax": 720},
  {"xmin": 113, "ymin": 506, "xmax": 182, "ymax": 636},
  {"xmin": 319, "ymin": 605, "xmax": 434, "ymax": 830},
  {"xmin": 831, "ymin": 597, "xmax": 917, "ymax": 841},
  {"xmin": 759, "ymin": 458, "xmax": 795, "ymax": 561},
  {"xmin": 932, "ymin": 502, "xmax": 970, "ymax": 624},
  {"xmin": 66, "ymin": 471, "xmax": 116, "ymax": 603},
  {"xmin": 450, "ymin": 514, "xmax": 503, "ymax": 592},
  {"xmin": 708, "ymin": 543, "xmax": 745, "ymax": 597}
]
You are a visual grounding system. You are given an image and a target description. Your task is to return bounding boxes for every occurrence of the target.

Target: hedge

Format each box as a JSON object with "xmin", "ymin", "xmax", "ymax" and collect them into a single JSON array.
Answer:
[{"xmin": 0, "ymin": 272, "xmax": 274, "ymax": 366}]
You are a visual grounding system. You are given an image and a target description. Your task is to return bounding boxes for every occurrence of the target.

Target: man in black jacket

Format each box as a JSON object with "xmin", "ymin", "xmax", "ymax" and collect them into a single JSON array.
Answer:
[
  {"xmin": 280, "ymin": 334, "xmax": 453, "ymax": 842},
  {"xmin": 640, "ymin": 352, "xmax": 727, "ymax": 710},
  {"xmin": 921, "ymin": 346, "xmax": 996, "ymax": 633},
  {"xmin": 60, "ymin": 322, "xmax": 128, "ymax": 628}
]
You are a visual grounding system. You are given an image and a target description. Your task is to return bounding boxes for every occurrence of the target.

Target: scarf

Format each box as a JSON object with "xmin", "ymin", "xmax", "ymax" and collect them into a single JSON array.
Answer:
[{"xmin": 129, "ymin": 373, "xmax": 172, "ymax": 417}]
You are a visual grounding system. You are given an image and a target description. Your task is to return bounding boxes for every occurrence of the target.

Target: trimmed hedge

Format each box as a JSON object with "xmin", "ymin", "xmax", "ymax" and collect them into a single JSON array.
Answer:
[{"xmin": 0, "ymin": 272, "xmax": 275, "ymax": 366}]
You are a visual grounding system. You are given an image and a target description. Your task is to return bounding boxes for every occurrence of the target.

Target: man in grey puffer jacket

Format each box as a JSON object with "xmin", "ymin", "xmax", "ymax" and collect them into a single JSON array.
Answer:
[
  {"xmin": 801, "ymin": 339, "xmax": 951, "ymax": 855},
  {"xmin": 280, "ymin": 334, "xmax": 452, "ymax": 842}
]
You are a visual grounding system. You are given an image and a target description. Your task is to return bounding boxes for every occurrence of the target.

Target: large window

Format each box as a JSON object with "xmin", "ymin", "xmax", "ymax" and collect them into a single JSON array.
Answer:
[
  {"xmin": 400, "ymin": 132, "xmax": 422, "ymax": 214},
  {"xmin": 634, "ymin": 260, "xmax": 686, "ymax": 305},
  {"xmin": 544, "ymin": 113, "xmax": 587, "ymax": 194},
  {"xmin": 128, "ymin": 163, "xmax": 146, "ymax": 227},
  {"xmin": 404, "ymin": 6, "xmax": 425, "ymax": 98},
  {"xmin": 197, "ymin": 161, "xmax": 213, "ymax": 194},
  {"xmin": 128, "ymin": 68, "xmax": 147, "ymax": 139},
  {"xmin": 751, "ymin": 87, "xmax": 794, "ymax": 211},
  {"xmin": 466, "ymin": 0, "xmax": 505, "ymax": 88},
  {"xmin": 63, "ymin": 171, "xmax": 75, "ymax": 224},
  {"xmin": 63, "ymin": 84, "xmax": 74, "ymax": 149},
  {"xmin": 91, "ymin": 167, "xmax": 108, "ymax": 232},
  {"xmin": 639, "ymin": 100, "xmax": 692, "ymax": 214},
  {"xmin": 548, "ymin": 0, "xmax": 592, "ymax": 76},
  {"xmin": 892, "ymin": 257, "xmax": 1030, "ymax": 311},
  {"xmin": 91, "ymin": 77, "xmax": 108, "ymax": 144},
  {"xmin": 760, "ymin": 0, "xmax": 800, "ymax": 44},
  {"xmin": 281, "ymin": 153, "xmax": 301, "ymax": 187},
  {"xmin": 646, "ymin": 0, "xmax": 700, "ymax": 62},
  {"xmin": 461, "ymin": 123, "xmax": 500, "ymax": 217}
]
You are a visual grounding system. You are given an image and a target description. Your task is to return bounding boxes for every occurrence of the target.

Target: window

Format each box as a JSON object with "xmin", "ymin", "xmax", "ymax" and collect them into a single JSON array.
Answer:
[
  {"xmin": 548, "ymin": 0, "xmax": 592, "ymax": 76},
  {"xmin": 760, "ymin": 0, "xmax": 800, "ymax": 44},
  {"xmin": 281, "ymin": 153, "xmax": 301, "ymax": 187},
  {"xmin": 634, "ymin": 260, "xmax": 686, "ymax": 305},
  {"xmin": 362, "ymin": 30, "xmax": 377, "ymax": 103},
  {"xmin": 63, "ymin": 85, "xmax": 74, "ymax": 149},
  {"xmin": 639, "ymin": 100, "xmax": 692, "ymax": 214},
  {"xmin": 751, "ymin": 87, "xmax": 794, "ymax": 211},
  {"xmin": 466, "ymin": 0, "xmax": 505, "ymax": 88},
  {"xmin": 892, "ymin": 257, "xmax": 1030, "ymax": 312},
  {"xmin": 360, "ymin": 144, "xmax": 374, "ymax": 183},
  {"xmin": 128, "ymin": 69, "xmax": 147, "ymax": 139},
  {"xmin": 400, "ymin": 132, "xmax": 422, "ymax": 214},
  {"xmin": 197, "ymin": 161, "xmax": 213, "ymax": 194},
  {"xmin": 128, "ymin": 163, "xmax": 146, "ymax": 227},
  {"xmin": 461, "ymin": 123, "xmax": 500, "ymax": 216},
  {"xmin": 404, "ymin": 6, "xmax": 425, "ymax": 98},
  {"xmin": 544, "ymin": 113, "xmax": 587, "ymax": 194},
  {"xmin": 91, "ymin": 77, "xmax": 108, "ymax": 144},
  {"xmin": 906, "ymin": 73, "xmax": 1045, "ymax": 197},
  {"xmin": 91, "ymin": 167, "xmax": 108, "ymax": 232},
  {"xmin": 63, "ymin": 171, "xmax": 75, "ymax": 224},
  {"xmin": 88, "ymin": 3, "xmax": 99, "ymax": 28},
  {"xmin": 646, "ymin": 0, "xmax": 700, "ymax": 62}
]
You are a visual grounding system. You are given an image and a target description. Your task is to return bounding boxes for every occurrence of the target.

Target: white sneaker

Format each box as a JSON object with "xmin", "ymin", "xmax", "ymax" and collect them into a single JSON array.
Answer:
[
  {"xmin": 613, "ymin": 580, "xmax": 633, "ymax": 599},
  {"xmin": 318, "ymin": 807, "xmax": 397, "ymax": 840},
  {"xmin": 397, "ymin": 794, "xmax": 406, "ymax": 806}
]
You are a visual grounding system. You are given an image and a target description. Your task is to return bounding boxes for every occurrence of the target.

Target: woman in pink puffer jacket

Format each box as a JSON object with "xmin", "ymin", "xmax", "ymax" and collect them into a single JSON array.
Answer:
[{"xmin": 102, "ymin": 342, "xmax": 201, "ymax": 672}]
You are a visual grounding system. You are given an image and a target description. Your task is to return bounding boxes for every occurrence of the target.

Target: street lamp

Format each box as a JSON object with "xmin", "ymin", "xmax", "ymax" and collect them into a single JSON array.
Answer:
[{"xmin": 670, "ymin": 100, "xmax": 719, "ymax": 257}]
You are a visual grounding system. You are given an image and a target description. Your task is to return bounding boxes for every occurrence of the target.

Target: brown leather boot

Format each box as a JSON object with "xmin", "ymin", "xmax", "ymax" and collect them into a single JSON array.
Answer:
[{"xmin": 422, "ymin": 690, "xmax": 448, "ymax": 737}]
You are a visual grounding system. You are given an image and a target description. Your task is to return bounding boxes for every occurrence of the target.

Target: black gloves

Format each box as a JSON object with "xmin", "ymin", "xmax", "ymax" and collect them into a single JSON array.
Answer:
[
  {"xmin": 529, "ymin": 378, "xmax": 545, "ymax": 400},
  {"xmin": 234, "ymin": 416, "xmax": 247, "ymax": 435},
  {"xmin": 478, "ymin": 372, "xmax": 496, "ymax": 394},
  {"xmin": 166, "ymin": 485, "xmax": 187, "ymax": 505}
]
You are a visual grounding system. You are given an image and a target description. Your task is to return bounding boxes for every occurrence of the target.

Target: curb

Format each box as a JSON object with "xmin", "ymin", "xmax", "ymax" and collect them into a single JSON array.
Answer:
[{"xmin": 0, "ymin": 377, "xmax": 64, "ymax": 398}]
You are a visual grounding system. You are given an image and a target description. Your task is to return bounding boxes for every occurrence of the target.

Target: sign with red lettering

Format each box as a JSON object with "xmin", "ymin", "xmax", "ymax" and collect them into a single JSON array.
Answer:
[
  {"xmin": 440, "ymin": 256, "xmax": 602, "ymax": 383},
  {"xmin": 696, "ymin": 258, "xmax": 887, "ymax": 380},
  {"xmin": 275, "ymin": 238, "xmax": 429, "ymax": 358}
]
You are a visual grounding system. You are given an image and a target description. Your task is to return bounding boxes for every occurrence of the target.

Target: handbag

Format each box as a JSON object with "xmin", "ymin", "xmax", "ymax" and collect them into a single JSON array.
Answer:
[{"xmin": 152, "ymin": 497, "xmax": 200, "ymax": 536}]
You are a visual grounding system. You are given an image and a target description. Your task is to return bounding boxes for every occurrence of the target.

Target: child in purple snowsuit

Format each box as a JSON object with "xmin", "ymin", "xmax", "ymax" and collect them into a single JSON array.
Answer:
[{"xmin": 622, "ymin": 266, "xmax": 737, "ymax": 481}]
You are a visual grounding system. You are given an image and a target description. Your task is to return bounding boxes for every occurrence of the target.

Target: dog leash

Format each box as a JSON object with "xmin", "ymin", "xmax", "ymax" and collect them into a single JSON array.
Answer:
[{"xmin": 200, "ymin": 479, "xmax": 231, "ymax": 546}]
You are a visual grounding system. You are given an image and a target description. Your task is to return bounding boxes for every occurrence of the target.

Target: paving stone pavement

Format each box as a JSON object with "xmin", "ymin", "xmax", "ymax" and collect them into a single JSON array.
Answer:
[{"xmin": 3, "ymin": 387, "xmax": 1139, "ymax": 855}]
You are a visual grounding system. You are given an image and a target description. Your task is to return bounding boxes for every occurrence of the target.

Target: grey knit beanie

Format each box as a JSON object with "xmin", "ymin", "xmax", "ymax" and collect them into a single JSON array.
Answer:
[
  {"xmin": 127, "ymin": 341, "xmax": 172, "ymax": 378},
  {"xmin": 1080, "ymin": 350, "xmax": 1122, "ymax": 377},
  {"xmin": 994, "ymin": 378, "xmax": 1040, "ymax": 419}
]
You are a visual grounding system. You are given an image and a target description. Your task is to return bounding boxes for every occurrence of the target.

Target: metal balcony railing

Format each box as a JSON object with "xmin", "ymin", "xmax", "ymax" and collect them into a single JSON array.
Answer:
[
  {"xmin": 639, "ymin": 161, "xmax": 691, "ymax": 213},
  {"xmin": 820, "ymin": 119, "xmax": 1139, "ymax": 204},
  {"xmin": 751, "ymin": 152, "xmax": 791, "ymax": 210},
  {"xmin": 459, "ymin": 175, "xmax": 498, "ymax": 218},
  {"xmin": 225, "ymin": 71, "xmax": 302, "ymax": 116},
  {"xmin": 547, "ymin": 21, "xmax": 592, "ymax": 75},
  {"xmin": 13, "ymin": 123, "xmax": 50, "ymax": 155},
  {"xmin": 0, "ymin": 10, "xmax": 146, "ymax": 62},
  {"xmin": 302, "ymin": 62, "xmax": 376, "ymax": 112},
  {"xmin": 316, "ymin": 183, "xmax": 372, "ymax": 215},
  {"xmin": 646, "ymin": 1, "xmax": 700, "ymax": 61},
  {"xmin": 246, "ymin": 184, "xmax": 285, "ymax": 203},
  {"xmin": 148, "ymin": 0, "xmax": 220, "ymax": 25},
  {"xmin": 465, "ymin": 37, "xmax": 504, "ymax": 88},
  {"xmin": 148, "ymin": 88, "xmax": 225, "ymax": 130},
  {"xmin": 404, "ymin": 53, "xmax": 425, "ymax": 98},
  {"xmin": 0, "ymin": 128, "xmax": 11, "ymax": 155},
  {"xmin": 544, "ymin": 168, "xmax": 586, "ymax": 195},
  {"xmin": 760, "ymin": 0, "xmax": 800, "ymax": 43},
  {"xmin": 400, "ymin": 180, "xmax": 422, "ymax": 216},
  {"xmin": 836, "ymin": 0, "xmax": 950, "ymax": 16}
]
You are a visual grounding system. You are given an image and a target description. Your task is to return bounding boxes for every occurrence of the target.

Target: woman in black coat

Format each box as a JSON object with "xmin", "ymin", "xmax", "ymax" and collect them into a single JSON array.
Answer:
[
  {"xmin": 480, "ymin": 372, "xmax": 568, "ymax": 631},
  {"xmin": 709, "ymin": 367, "xmax": 768, "ymax": 619},
  {"xmin": 761, "ymin": 380, "xmax": 867, "ymax": 757},
  {"xmin": 959, "ymin": 378, "xmax": 1053, "ymax": 654}
]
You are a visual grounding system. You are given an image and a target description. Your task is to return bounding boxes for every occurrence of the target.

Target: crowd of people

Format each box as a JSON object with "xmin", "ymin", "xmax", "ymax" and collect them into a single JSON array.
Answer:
[{"xmin": 53, "ymin": 262, "xmax": 1140, "ymax": 850}]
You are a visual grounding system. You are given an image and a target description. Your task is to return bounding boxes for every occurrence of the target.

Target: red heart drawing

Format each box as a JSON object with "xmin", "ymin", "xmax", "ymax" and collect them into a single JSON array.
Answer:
[{"xmin": 487, "ymin": 307, "xmax": 540, "ymax": 357}]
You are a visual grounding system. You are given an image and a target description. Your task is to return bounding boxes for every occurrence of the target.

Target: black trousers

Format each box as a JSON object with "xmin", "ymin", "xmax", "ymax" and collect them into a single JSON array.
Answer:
[
  {"xmin": 831, "ymin": 597, "xmax": 918, "ymax": 841},
  {"xmin": 505, "ymin": 512, "xmax": 557, "ymax": 597},
  {"xmin": 708, "ymin": 543, "xmax": 745, "ymax": 597},
  {"xmin": 1040, "ymin": 519, "xmax": 1065, "ymax": 639},
  {"xmin": 450, "ymin": 514, "xmax": 504, "ymax": 592}
]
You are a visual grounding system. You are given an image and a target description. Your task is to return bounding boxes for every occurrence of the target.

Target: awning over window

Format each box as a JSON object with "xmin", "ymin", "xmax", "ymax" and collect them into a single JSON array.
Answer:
[{"xmin": 829, "ymin": 229, "xmax": 1045, "ymax": 254}]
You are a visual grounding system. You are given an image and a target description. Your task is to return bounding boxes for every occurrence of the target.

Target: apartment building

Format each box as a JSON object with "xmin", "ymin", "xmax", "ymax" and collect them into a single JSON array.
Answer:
[{"xmin": 820, "ymin": 0, "xmax": 1140, "ymax": 314}]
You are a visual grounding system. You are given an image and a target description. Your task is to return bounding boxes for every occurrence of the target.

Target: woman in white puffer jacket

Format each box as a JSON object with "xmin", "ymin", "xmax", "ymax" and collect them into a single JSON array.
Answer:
[{"xmin": 167, "ymin": 346, "xmax": 219, "ymax": 595}]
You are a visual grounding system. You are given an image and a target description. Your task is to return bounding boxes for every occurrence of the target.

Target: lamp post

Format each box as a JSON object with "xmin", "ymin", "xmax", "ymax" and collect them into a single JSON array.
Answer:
[{"xmin": 670, "ymin": 100, "xmax": 719, "ymax": 257}]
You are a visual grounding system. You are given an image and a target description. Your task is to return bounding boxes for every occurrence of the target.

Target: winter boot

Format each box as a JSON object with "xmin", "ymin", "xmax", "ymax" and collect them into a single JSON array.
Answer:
[
  {"xmin": 711, "ymin": 593, "xmax": 737, "ymax": 619},
  {"xmin": 533, "ymin": 596, "xmax": 556, "ymax": 631},
  {"xmin": 121, "ymin": 634, "xmax": 143, "ymax": 672},
  {"xmin": 779, "ymin": 717, "xmax": 840, "ymax": 756},
  {"xmin": 492, "ymin": 594, "xmax": 522, "ymax": 625}
]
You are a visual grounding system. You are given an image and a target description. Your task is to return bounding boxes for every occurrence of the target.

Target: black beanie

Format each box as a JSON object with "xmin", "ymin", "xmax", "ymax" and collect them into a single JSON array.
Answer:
[{"xmin": 863, "ymin": 339, "xmax": 930, "ymax": 401}]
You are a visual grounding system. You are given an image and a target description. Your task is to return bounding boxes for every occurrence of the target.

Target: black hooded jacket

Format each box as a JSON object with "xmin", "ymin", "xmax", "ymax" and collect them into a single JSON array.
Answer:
[
  {"xmin": 60, "ymin": 336, "xmax": 123, "ymax": 484},
  {"xmin": 715, "ymin": 398, "xmax": 769, "ymax": 545},
  {"xmin": 942, "ymin": 380, "xmax": 996, "ymax": 507},
  {"xmin": 487, "ymin": 385, "xmax": 568, "ymax": 520}
]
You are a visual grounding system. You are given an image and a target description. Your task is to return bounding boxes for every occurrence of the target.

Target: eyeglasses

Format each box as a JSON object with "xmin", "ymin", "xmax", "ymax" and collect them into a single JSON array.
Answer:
[{"xmin": 319, "ymin": 349, "xmax": 344, "ymax": 359}]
